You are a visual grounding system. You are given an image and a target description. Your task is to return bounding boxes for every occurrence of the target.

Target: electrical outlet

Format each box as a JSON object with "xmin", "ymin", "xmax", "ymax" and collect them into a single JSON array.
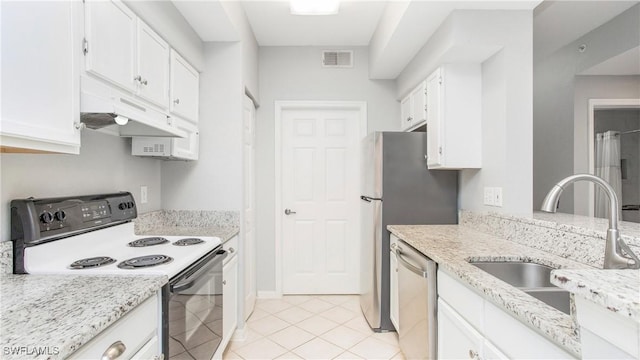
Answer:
[
  {"xmin": 484, "ymin": 187, "xmax": 495, "ymax": 206},
  {"xmin": 494, "ymin": 187, "xmax": 503, "ymax": 207},
  {"xmin": 140, "ymin": 186, "xmax": 148, "ymax": 204}
]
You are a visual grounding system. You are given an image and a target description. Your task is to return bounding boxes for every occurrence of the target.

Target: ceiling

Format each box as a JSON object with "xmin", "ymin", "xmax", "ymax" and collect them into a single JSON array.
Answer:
[
  {"xmin": 241, "ymin": 1, "xmax": 387, "ymax": 46},
  {"xmin": 174, "ymin": 0, "xmax": 638, "ymax": 79},
  {"xmin": 533, "ymin": 1, "xmax": 639, "ymax": 62}
]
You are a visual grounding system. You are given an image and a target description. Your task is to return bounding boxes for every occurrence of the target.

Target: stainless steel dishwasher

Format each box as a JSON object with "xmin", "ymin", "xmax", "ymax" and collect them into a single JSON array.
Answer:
[{"xmin": 393, "ymin": 239, "xmax": 437, "ymax": 359}]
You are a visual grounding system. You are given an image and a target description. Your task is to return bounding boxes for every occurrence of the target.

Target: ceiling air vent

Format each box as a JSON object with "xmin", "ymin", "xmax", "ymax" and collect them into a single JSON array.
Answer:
[{"xmin": 322, "ymin": 50, "xmax": 353, "ymax": 68}]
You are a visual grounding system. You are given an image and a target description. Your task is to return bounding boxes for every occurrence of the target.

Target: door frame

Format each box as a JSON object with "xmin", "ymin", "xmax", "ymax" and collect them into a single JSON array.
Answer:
[
  {"xmin": 274, "ymin": 101, "xmax": 367, "ymax": 296},
  {"xmin": 586, "ymin": 98, "xmax": 640, "ymax": 216}
]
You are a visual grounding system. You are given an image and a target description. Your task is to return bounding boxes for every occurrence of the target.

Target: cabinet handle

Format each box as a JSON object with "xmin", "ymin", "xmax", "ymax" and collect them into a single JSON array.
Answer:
[
  {"xmin": 223, "ymin": 280, "xmax": 227, "ymax": 285},
  {"xmin": 229, "ymin": 247, "xmax": 235, "ymax": 254},
  {"xmin": 407, "ymin": 116, "xmax": 413, "ymax": 122},
  {"xmin": 438, "ymin": 146, "xmax": 443, "ymax": 155},
  {"xmin": 174, "ymin": 98, "xmax": 180, "ymax": 105},
  {"xmin": 468, "ymin": 350, "xmax": 478, "ymax": 359},
  {"xmin": 101, "ymin": 341, "xmax": 126, "ymax": 360},
  {"xmin": 166, "ymin": 116, "xmax": 173, "ymax": 126},
  {"xmin": 74, "ymin": 122, "xmax": 86, "ymax": 130},
  {"xmin": 141, "ymin": 79, "xmax": 148, "ymax": 86},
  {"xmin": 134, "ymin": 75, "xmax": 142, "ymax": 83}
]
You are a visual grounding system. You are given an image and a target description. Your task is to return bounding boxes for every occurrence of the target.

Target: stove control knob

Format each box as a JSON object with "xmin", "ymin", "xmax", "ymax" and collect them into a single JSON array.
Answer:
[
  {"xmin": 40, "ymin": 211, "xmax": 54, "ymax": 224},
  {"xmin": 54, "ymin": 210, "xmax": 66, "ymax": 221},
  {"xmin": 127, "ymin": 201, "xmax": 134, "ymax": 209},
  {"xmin": 118, "ymin": 202, "xmax": 127, "ymax": 210}
]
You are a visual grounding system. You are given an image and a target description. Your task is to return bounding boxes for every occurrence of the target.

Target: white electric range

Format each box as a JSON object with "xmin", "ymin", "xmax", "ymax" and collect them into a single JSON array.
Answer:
[{"xmin": 11, "ymin": 192, "xmax": 227, "ymax": 360}]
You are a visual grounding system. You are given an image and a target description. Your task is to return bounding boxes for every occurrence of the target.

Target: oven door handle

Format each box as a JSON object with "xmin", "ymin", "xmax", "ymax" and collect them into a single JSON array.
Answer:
[{"xmin": 170, "ymin": 250, "xmax": 227, "ymax": 293}]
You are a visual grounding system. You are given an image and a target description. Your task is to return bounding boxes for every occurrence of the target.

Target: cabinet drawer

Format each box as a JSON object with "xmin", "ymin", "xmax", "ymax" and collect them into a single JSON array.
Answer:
[
  {"xmin": 69, "ymin": 294, "xmax": 158, "ymax": 360},
  {"xmin": 437, "ymin": 270, "xmax": 484, "ymax": 330},
  {"xmin": 223, "ymin": 235, "xmax": 239, "ymax": 264}
]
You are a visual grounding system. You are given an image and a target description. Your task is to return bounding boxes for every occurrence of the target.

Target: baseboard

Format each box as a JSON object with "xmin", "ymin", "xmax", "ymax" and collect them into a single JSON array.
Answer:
[{"xmin": 257, "ymin": 290, "xmax": 282, "ymax": 299}]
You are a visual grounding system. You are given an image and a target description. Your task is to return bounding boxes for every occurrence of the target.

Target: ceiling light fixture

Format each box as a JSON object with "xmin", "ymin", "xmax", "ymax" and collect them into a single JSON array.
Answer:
[{"xmin": 290, "ymin": 0, "xmax": 340, "ymax": 15}]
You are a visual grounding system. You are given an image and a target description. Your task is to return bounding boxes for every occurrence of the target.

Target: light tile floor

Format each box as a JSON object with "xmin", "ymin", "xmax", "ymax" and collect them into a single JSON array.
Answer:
[{"xmin": 223, "ymin": 295, "xmax": 405, "ymax": 360}]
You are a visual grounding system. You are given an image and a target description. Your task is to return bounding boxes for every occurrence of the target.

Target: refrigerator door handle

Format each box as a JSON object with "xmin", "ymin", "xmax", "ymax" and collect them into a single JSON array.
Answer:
[{"xmin": 360, "ymin": 195, "xmax": 382, "ymax": 202}]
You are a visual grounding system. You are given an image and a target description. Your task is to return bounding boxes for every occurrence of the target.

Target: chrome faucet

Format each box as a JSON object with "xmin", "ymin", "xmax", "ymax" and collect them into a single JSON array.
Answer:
[{"xmin": 540, "ymin": 174, "xmax": 640, "ymax": 269}]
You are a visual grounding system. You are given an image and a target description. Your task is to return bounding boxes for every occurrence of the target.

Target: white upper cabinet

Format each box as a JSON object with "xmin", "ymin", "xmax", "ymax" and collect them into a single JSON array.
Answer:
[
  {"xmin": 400, "ymin": 81, "xmax": 427, "ymax": 131},
  {"xmin": 136, "ymin": 20, "xmax": 170, "ymax": 108},
  {"xmin": 170, "ymin": 50, "xmax": 200, "ymax": 123},
  {"xmin": 1, "ymin": 1, "xmax": 81, "ymax": 154},
  {"xmin": 84, "ymin": 0, "xmax": 137, "ymax": 93},
  {"xmin": 426, "ymin": 64, "xmax": 482, "ymax": 169}
]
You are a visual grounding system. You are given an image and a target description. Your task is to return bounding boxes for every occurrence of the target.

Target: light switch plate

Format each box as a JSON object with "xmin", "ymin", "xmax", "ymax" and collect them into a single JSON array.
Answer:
[
  {"xmin": 484, "ymin": 187, "xmax": 495, "ymax": 206},
  {"xmin": 494, "ymin": 187, "xmax": 503, "ymax": 207},
  {"xmin": 140, "ymin": 186, "xmax": 148, "ymax": 204}
]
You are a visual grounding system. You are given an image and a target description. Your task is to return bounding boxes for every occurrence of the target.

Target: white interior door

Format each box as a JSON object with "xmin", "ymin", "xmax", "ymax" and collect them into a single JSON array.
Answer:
[
  {"xmin": 242, "ymin": 95, "xmax": 257, "ymax": 319},
  {"xmin": 280, "ymin": 105, "xmax": 362, "ymax": 294}
]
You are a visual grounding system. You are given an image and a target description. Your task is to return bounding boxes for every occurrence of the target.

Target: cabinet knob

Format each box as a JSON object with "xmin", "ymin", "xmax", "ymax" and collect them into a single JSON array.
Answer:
[
  {"xmin": 134, "ymin": 75, "xmax": 142, "ymax": 82},
  {"xmin": 223, "ymin": 280, "xmax": 227, "ymax": 285},
  {"xmin": 101, "ymin": 341, "xmax": 126, "ymax": 360},
  {"xmin": 468, "ymin": 350, "xmax": 479, "ymax": 360},
  {"xmin": 174, "ymin": 98, "xmax": 180, "ymax": 105},
  {"xmin": 229, "ymin": 247, "xmax": 235, "ymax": 253},
  {"xmin": 438, "ymin": 146, "xmax": 442, "ymax": 155},
  {"xmin": 141, "ymin": 79, "xmax": 148, "ymax": 86},
  {"xmin": 74, "ymin": 122, "xmax": 86, "ymax": 130}
]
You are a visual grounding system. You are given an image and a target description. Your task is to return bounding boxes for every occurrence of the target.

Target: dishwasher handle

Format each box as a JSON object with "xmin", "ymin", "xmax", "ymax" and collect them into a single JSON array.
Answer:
[{"xmin": 394, "ymin": 245, "xmax": 429, "ymax": 278}]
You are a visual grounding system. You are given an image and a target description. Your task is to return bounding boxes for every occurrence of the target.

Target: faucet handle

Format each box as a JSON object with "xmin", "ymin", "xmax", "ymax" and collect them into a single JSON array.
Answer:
[{"xmin": 617, "ymin": 236, "xmax": 640, "ymax": 269}]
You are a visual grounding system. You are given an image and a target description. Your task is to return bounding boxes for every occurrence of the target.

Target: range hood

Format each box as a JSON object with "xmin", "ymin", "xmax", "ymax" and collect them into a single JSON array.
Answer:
[{"xmin": 80, "ymin": 76, "xmax": 186, "ymax": 138}]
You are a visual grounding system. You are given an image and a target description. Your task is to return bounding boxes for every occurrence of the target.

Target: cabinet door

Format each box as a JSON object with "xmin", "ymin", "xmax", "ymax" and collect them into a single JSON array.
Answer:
[
  {"xmin": 84, "ymin": 0, "xmax": 136, "ymax": 92},
  {"xmin": 136, "ymin": 19, "xmax": 170, "ymax": 108},
  {"xmin": 1, "ymin": 1, "xmax": 81, "ymax": 154},
  {"xmin": 223, "ymin": 254, "xmax": 238, "ymax": 343},
  {"xmin": 410, "ymin": 81, "xmax": 427, "ymax": 126},
  {"xmin": 171, "ymin": 118, "xmax": 199, "ymax": 160},
  {"xmin": 389, "ymin": 236, "xmax": 399, "ymax": 331},
  {"xmin": 130, "ymin": 335, "xmax": 160, "ymax": 360},
  {"xmin": 438, "ymin": 299, "xmax": 483, "ymax": 360},
  {"xmin": 426, "ymin": 69, "xmax": 443, "ymax": 167},
  {"xmin": 400, "ymin": 95, "xmax": 412, "ymax": 130},
  {"xmin": 483, "ymin": 340, "xmax": 509, "ymax": 360},
  {"xmin": 170, "ymin": 50, "xmax": 199, "ymax": 123}
]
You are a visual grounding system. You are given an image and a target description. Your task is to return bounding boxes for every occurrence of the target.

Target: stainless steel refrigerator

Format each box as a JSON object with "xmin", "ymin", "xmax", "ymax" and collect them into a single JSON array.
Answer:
[{"xmin": 360, "ymin": 131, "xmax": 458, "ymax": 332}]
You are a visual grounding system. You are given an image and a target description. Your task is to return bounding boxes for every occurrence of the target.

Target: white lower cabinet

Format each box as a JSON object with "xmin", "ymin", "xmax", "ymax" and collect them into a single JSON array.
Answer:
[
  {"xmin": 215, "ymin": 235, "xmax": 239, "ymax": 358},
  {"xmin": 437, "ymin": 270, "xmax": 575, "ymax": 360},
  {"xmin": 69, "ymin": 294, "xmax": 160, "ymax": 360},
  {"xmin": 438, "ymin": 299, "xmax": 485, "ymax": 360},
  {"xmin": 390, "ymin": 235, "xmax": 400, "ymax": 331}
]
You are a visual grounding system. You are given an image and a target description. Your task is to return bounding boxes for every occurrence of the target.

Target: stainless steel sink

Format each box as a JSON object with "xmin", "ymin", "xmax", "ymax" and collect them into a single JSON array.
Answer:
[
  {"xmin": 524, "ymin": 288, "xmax": 571, "ymax": 315},
  {"xmin": 470, "ymin": 261, "xmax": 554, "ymax": 288},
  {"xmin": 469, "ymin": 261, "xmax": 571, "ymax": 315}
]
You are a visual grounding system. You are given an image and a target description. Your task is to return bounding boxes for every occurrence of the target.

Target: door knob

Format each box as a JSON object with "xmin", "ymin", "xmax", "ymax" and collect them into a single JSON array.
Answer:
[{"xmin": 284, "ymin": 209, "xmax": 297, "ymax": 215}]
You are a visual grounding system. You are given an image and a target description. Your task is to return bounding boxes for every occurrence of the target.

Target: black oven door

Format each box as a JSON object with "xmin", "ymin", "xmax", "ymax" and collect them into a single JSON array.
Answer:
[{"xmin": 168, "ymin": 248, "xmax": 227, "ymax": 360}]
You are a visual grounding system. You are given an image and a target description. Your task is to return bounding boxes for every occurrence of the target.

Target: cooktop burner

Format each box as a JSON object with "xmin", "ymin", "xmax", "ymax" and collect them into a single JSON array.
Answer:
[
  {"xmin": 128, "ymin": 237, "xmax": 169, "ymax": 247},
  {"xmin": 70, "ymin": 256, "xmax": 117, "ymax": 269},
  {"xmin": 173, "ymin": 238, "xmax": 205, "ymax": 246},
  {"xmin": 118, "ymin": 255, "xmax": 173, "ymax": 269}
]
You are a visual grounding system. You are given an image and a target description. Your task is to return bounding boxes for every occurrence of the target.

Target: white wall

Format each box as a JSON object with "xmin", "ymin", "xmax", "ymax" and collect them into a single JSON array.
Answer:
[
  {"xmin": 572, "ymin": 75, "xmax": 640, "ymax": 215},
  {"xmin": 256, "ymin": 46, "xmax": 398, "ymax": 291},
  {"xmin": 124, "ymin": 0, "xmax": 205, "ymax": 71},
  {"xmin": 0, "ymin": 131, "xmax": 162, "ymax": 241},
  {"xmin": 220, "ymin": 1, "xmax": 260, "ymax": 100},
  {"xmin": 533, "ymin": 4, "xmax": 640, "ymax": 213},
  {"xmin": 161, "ymin": 42, "xmax": 244, "ymax": 211},
  {"xmin": 397, "ymin": 10, "xmax": 534, "ymax": 216}
]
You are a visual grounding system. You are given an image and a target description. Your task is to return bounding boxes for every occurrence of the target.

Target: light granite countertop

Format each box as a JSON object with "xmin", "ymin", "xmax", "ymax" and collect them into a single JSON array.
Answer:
[
  {"xmin": 137, "ymin": 226, "xmax": 239, "ymax": 243},
  {"xmin": 0, "ymin": 274, "xmax": 166, "ymax": 360},
  {"xmin": 388, "ymin": 224, "xmax": 594, "ymax": 357},
  {"xmin": 551, "ymin": 269, "xmax": 640, "ymax": 321}
]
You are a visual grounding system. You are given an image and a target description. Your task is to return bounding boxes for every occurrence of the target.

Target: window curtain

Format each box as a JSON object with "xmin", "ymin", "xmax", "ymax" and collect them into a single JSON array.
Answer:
[{"xmin": 595, "ymin": 131, "xmax": 622, "ymax": 219}]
